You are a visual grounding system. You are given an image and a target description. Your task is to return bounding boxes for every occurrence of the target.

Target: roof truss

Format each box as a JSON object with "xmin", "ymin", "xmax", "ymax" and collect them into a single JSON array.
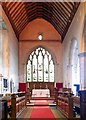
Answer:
[{"xmin": 2, "ymin": 2, "xmax": 80, "ymax": 42}]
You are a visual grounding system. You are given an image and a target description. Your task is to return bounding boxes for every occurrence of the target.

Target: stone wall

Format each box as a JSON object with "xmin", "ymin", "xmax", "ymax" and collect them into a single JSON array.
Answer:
[{"xmin": 0, "ymin": 5, "xmax": 19, "ymax": 92}]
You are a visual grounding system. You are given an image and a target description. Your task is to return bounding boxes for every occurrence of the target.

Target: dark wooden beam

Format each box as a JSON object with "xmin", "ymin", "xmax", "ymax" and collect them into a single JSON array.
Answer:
[
  {"xmin": 42, "ymin": 7, "xmax": 65, "ymax": 31},
  {"xmin": 54, "ymin": 3, "xmax": 69, "ymax": 20},
  {"xmin": 15, "ymin": 15, "xmax": 28, "ymax": 30},
  {"xmin": 4, "ymin": 2, "xmax": 11, "ymax": 8},
  {"xmin": 2, "ymin": 2, "xmax": 80, "ymax": 41},
  {"xmin": 7, "ymin": 2, "xmax": 17, "ymax": 12},
  {"xmin": 52, "ymin": 8, "xmax": 67, "ymax": 27},
  {"xmin": 52, "ymin": 14, "xmax": 66, "ymax": 31},
  {"xmin": 69, "ymin": 2, "xmax": 74, "ymax": 8},
  {"xmin": 12, "ymin": 6, "xmax": 26, "ymax": 23},
  {"xmin": 17, "ymin": 20, "xmax": 29, "ymax": 35},
  {"xmin": 65, "ymin": 2, "xmax": 73, "ymax": 11},
  {"xmin": 51, "ymin": 20, "xmax": 63, "ymax": 35},
  {"xmin": 28, "ymin": 15, "xmax": 38, "ymax": 22},
  {"xmin": 28, "ymin": 8, "xmax": 41, "ymax": 16},
  {"xmin": 12, "ymin": 6, "xmax": 25, "ymax": 20},
  {"xmin": 61, "ymin": 2, "xmax": 80, "ymax": 42},
  {"xmin": 59, "ymin": 2, "xmax": 71, "ymax": 14},
  {"xmin": 5, "ymin": 2, "xmax": 15, "ymax": 10},
  {"xmin": 51, "ymin": 10, "xmax": 66, "ymax": 29},
  {"xmin": 26, "ymin": 2, "xmax": 38, "ymax": 11},
  {"xmin": 14, "ymin": 11, "xmax": 27, "ymax": 25},
  {"xmin": 10, "ymin": 2, "xmax": 23, "ymax": 18},
  {"xmin": 53, "ymin": 3, "xmax": 68, "ymax": 24},
  {"xmin": 18, "ymin": 16, "xmax": 38, "ymax": 34},
  {"xmin": 19, "ymin": 39, "xmax": 61, "ymax": 42}
]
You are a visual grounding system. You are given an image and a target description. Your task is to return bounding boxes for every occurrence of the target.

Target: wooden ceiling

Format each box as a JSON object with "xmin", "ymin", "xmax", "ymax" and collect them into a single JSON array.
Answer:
[{"xmin": 2, "ymin": 2, "xmax": 80, "ymax": 42}]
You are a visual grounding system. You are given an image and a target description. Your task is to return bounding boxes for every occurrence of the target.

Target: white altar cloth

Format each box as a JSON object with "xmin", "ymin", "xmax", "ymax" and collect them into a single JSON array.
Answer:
[{"xmin": 32, "ymin": 89, "xmax": 50, "ymax": 97}]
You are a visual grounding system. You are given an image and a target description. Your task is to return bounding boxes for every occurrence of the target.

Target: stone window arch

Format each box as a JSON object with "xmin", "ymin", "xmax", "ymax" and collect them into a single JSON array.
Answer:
[{"xmin": 26, "ymin": 46, "xmax": 55, "ymax": 82}]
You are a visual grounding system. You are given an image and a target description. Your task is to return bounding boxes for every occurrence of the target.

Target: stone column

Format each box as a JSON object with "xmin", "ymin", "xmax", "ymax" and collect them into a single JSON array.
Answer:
[
  {"xmin": 79, "ymin": 52, "xmax": 86, "ymax": 90},
  {"xmin": 79, "ymin": 15, "xmax": 86, "ymax": 120}
]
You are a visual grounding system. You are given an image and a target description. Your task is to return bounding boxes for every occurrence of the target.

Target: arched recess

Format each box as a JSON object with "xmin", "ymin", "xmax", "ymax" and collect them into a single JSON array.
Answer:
[
  {"xmin": 24, "ymin": 45, "xmax": 57, "ymax": 84},
  {"xmin": 69, "ymin": 39, "xmax": 80, "ymax": 95}
]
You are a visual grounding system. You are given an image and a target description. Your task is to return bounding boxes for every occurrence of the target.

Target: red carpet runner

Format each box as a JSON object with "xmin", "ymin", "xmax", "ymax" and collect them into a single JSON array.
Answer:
[{"xmin": 30, "ymin": 106, "xmax": 55, "ymax": 118}]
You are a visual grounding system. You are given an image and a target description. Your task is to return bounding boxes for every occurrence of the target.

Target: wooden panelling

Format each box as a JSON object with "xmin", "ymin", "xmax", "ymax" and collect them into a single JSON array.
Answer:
[{"xmin": 26, "ymin": 82, "xmax": 54, "ymax": 96}]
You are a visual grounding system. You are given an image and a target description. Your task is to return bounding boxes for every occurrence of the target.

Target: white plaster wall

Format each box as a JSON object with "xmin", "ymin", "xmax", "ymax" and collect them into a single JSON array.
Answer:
[
  {"xmin": 0, "ymin": 30, "xmax": 3, "ymax": 74},
  {"xmin": 62, "ymin": 3, "xmax": 85, "ymax": 88},
  {"xmin": 0, "ymin": 5, "xmax": 19, "ymax": 92}
]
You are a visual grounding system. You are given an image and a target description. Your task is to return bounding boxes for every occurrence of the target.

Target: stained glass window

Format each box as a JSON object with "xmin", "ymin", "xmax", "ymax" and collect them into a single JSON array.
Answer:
[{"xmin": 27, "ymin": 47, "xmax": 54, "ymax": 82}]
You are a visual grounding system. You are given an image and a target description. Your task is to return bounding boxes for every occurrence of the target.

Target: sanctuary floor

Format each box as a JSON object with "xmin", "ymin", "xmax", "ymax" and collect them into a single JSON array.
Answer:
[
  {"xmin": 17, "ymin": 106, "xmax": 67, "ymax": 119},
  {"xmin": 17, "ymin": 98, "xmax": 80, "ymax": 120},
  {"xmin": 17, "ymin": 99, "xmax": 67, "ymax": 119}
]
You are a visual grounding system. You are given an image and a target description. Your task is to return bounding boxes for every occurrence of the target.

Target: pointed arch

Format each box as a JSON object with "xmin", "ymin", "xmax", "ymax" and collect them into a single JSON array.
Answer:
[
  {"xmin": 25, "ymin": 45, "xmax": 57, "ymax": 65},
  {"xmin": 25, "ymin": 45, "xmax": 57, "ymax": 83}
]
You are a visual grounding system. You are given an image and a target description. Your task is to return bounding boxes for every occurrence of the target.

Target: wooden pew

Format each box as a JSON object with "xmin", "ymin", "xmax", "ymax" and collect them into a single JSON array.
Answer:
[
  {"xmin": 10, "ymin": 93, "xmax": 26, "ymax": 119},
  {"xmin": 56, "ymin": 96, "xmax": 73, "ymax": 118}
]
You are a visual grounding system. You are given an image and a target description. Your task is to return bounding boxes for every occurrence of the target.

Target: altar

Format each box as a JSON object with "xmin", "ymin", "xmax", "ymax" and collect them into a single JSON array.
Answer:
[{"xmin": 32, "ymin": 89, "xmax": 50, "ymax": 97}]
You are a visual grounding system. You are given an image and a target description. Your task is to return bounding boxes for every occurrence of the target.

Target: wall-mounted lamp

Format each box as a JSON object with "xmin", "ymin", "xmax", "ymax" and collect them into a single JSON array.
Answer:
[{"xmin": 38, "ymin": 32, "xmax": 43, "ymax": 40}]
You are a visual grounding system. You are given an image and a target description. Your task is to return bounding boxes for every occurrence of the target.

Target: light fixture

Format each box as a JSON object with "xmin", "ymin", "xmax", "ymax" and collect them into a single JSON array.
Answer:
[{"xmin": 38, "ymin": 32, "xmax": 43, "ymax": 40}]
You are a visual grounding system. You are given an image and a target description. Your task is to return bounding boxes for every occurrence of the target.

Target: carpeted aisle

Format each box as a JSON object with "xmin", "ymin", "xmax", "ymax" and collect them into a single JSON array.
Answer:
[{"xmin": 30, "ymin": 106, "xmax": 55, "ymax": 118}]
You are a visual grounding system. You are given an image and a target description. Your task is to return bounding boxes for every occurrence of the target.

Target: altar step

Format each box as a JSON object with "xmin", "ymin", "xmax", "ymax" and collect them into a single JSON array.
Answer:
[
  {"xmin": 26, "ymin": 103, "xmax": 56, "ymax": 106},
  {"xmin": 26, "ymin": 100, "xmax": 56, "ymax": 106},
  {"xmin": 31, "ymin": 97, "xmax": 55, "ymax": 100}
]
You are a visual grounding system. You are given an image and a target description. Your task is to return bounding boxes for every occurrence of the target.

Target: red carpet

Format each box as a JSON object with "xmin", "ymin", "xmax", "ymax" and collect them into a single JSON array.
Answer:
[
  {"xmin": 30, "ymin": 106, "xmax": 55, "ymax": 118},
  {"xmin": 35, "ymin": 100, "xmax": 48, "ymax": 105}
]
